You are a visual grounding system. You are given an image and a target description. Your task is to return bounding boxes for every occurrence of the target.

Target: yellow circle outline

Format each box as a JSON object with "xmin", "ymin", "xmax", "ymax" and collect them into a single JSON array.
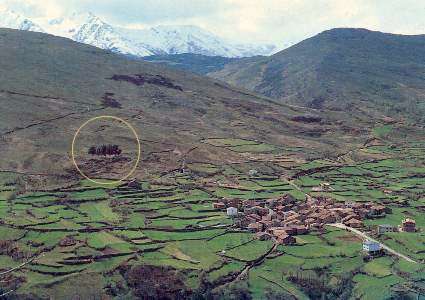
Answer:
[{"xmin": 71, "ymin": 115, "xmax": 141, "ymax": 185}]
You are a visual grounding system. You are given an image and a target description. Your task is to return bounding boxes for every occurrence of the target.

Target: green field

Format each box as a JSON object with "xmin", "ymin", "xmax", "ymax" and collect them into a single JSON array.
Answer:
[{"xmin": 0, "ymin": 141, "xmax": 424, "ymax": 299}]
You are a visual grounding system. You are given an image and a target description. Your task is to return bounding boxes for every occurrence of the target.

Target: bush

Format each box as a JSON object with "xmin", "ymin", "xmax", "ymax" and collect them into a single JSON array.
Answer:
[
  {"xmin": 5, "ymin": 191, "xmax": 16, "ymax": 201},
  {"xmin": 125, "ymin": 264, "xmax": 190, "ymax": 299}
]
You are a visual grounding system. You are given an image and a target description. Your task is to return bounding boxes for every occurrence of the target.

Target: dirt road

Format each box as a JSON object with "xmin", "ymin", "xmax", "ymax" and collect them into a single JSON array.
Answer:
[
  {"xmin": 328, "ymin": 223, "xmax": 417, "ymax": 263},
  {"xmin": 282, "ymin": 175, "xmax": 418, "ymax": 265}
]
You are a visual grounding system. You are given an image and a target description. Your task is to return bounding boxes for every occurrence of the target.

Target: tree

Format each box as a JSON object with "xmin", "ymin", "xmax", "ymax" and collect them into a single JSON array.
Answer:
[
  {"xmin": 88, "ymin": 144, "xmax": 122, "ymax": 156},
  {"xmin": 88, "ymin": 146, "xmax": 96, "ymax": 155},
  {"xmin": 264, "ymin": 288, "xmax": 295, "ymax": 300},
  {"xmin": 214, "ymin": 282, "xmax": 252, "ymax": 300}
]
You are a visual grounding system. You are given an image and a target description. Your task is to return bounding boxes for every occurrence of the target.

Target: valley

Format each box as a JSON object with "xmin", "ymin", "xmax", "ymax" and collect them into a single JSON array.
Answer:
[
  {"xmin": 0, "ymin": 136, "xmax": 423, "ymax": 299},
  {"xmin": 0, "ymin": 27, "xmax": 423, "ymax": 299}
]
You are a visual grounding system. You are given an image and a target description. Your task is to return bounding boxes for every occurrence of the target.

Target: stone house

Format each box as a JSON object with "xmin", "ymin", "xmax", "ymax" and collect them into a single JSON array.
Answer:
[
  {"xmin": 272, "ymin": 219, "xmax": 282, "ymax": 227},
  {"xmin": 266, "ymin": 199, "xmax": 279, "ymax": 209},
  {"xmin": 280, "ymin": 194, "xmax": 297, "ymax": 204},
  {"xmin": 248, "ymin": 222, "xmax": 263, "ymax": 233},
  {"xmin": 369, "ymin": 205, "xmax": 386, "ymax": 217},
  {"xmin": 293, "ymin": 225, "xmax": 309, "ymax": 235},
  {"xmin": 276, "ymin": 234, "xmax": 296, "ymax": 245},
  {"xmin": 345, "ymin": 218, "xmax": 362, "ymax": 228},
  {"xmin": 401, "ymin": 218, "xmax": 416, "ymax": 232},
  {"xmin": 243, "ymin": 199, "xmax": 257, "ymax": 208},
  {"xmin": 318, "ymin": 212, "xmax": 336, "ymax": 224},
  {"xmin": 377, "ymin": 224, "xmax": 396, "ymax": 234},
  {"xmin": 225, "ymin": 198, "xmax": 242, "ymax": 208},
  {"xmin": 281, "ymin": 226, "xmax": 297, "ymax": 236},
  {"xmin": 267, "ymin": 227, "xmax": 288, "ymax": 236},
  {"xmin": 248, "ymin": 213, "xmax": 262, "ymax": 222}
]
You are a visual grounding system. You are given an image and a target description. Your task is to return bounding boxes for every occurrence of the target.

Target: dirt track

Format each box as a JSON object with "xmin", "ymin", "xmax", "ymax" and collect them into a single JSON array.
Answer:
[{"xmin": 328, "ymin": 223, "xmax": 417, "ymax": 263}]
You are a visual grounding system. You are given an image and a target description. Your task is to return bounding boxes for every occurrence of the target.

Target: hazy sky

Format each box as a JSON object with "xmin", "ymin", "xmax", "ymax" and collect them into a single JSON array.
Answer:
[{"xmin": 1, "ymin": 0, "xmax": 425, "ymax": 46}]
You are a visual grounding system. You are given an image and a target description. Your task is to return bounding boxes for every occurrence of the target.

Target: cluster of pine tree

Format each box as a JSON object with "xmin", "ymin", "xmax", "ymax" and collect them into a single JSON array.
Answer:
[{"xmin": 88, "ymin": 144, "xmax": 122, "ymax": 156}]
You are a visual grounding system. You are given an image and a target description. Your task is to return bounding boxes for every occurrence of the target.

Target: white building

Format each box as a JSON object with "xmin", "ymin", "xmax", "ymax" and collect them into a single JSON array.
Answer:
[
  {"xmin": 363, "ymin": 240, "xmax": 381, "ymax": 253},
  {"xmin": 377, "ymin": 224, "xmax": 395, "ymax": 234},
  {"xmin": 227, "ymin": 207, "xmax": 238, "ymax": 216}
]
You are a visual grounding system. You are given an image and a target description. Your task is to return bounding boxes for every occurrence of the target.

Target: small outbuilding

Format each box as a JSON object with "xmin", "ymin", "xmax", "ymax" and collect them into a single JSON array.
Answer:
[
  {"xmin": 213, "ymin": 202, "xmax": 226, "ymax": 209},
  {"xmin": 227, "ymin": 206, "xmax": 238, "ymax": 216}
]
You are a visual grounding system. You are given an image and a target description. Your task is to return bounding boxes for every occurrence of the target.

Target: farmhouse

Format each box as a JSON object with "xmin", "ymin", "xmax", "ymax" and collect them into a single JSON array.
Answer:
[
  {"xmin": 369, "ymin": 205, "xmax": 387, "ymax": 217},
  {"xmin": 247, "ymin": 222, "xmax": 263, "ymax": 233},
  {"xmin": 276, "ymin": 233, "xmax": 296, "ymax": 245},
  {"xmin": 401, "ymin": 218, "xmax": 416, "ymax": 232},
  {"xmin": 363, "ymin": 240, "xmax": 381, "ymax": 254},
  {"xmin": 344, "ymin": 218, "xmax": 363, "ymax": 228},
  {"xmin": 377, "ymin": 224, "xmax": 396, "ymax": 234},
  {"xmin": 293, "ymin": 225, "xmax": 309, "ymax": 234}
]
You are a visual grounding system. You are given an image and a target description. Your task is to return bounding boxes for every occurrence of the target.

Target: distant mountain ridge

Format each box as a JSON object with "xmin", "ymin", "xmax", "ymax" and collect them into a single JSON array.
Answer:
[
  {"xmin": 0, "ymin": 7, "xmax": 44, "ymax": 32},
  {"xmin": 143, "ymin": 53, "xmax": 240, "ymax": 75},
  {"xmin": 0, "ymin": 8, "xmax": 276, "ymax": 58},
  {"xmin": 209, "ymin": 28, "xmax": 425, "ymax": 123},
  {"xmin": 0, "ymin": 28, "xmax": 372, "ymax": 176}
]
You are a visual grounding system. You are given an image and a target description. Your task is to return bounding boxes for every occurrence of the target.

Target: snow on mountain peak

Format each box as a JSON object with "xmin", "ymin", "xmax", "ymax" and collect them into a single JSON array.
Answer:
[
  {"xmin": 0, "ymin": 9, "xmax": 276, "ymax": 58},
  {"xmin": 0, "ymin": 7, "xmax": 44, "ymax": 32}
]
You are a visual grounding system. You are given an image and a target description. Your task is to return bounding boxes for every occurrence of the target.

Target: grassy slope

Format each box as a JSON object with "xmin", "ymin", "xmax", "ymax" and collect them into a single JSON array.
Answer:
[
  {"xmin": 0, "ymin": 28, "xmax": 375, "ymax": 181},
  {"xmin": 143, "ymin": 53, "xmax": 239, "ymax": 75},
  {"xmin": 0, "ymin": 29, "xmax": 423, "ymax": 299},
  {"xmin": 209, "ymin": 28, "xmax": 425, "ymax": 123}
]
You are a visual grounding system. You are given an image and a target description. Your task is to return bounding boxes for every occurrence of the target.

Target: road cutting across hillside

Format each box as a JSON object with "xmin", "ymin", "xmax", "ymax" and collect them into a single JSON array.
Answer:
[{"xmin": 328, "ymin": 223, "xmax": 417, "ymax": 263}]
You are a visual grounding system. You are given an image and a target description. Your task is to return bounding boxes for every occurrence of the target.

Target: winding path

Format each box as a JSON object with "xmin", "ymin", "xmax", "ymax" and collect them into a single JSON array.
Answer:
[
  {"xmin": 211, "ymin": 242, "xmax": 280, "ymax": 293},
  {"xmin": 328, "ymin": 223, "xmax": 417, "ymax": 263},
  {"xmin": 0, "ymin": 253, "xmax": 45, "ymax": 276}
]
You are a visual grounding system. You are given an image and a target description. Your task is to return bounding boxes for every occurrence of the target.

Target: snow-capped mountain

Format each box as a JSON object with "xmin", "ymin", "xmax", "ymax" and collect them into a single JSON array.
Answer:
[
  {"xmin": 0, "ymin": 7, "xmax": 44, "ymax": 32},
  {"xmin": 41, "ymin": 12, "xmax": 154, "ymax": 56},
  {"xmin": 0, "ymin": 9, "xmax": 276, "ymax": 57},
  {"xmin": 116, "ymin": 25, "xmax": 276, "ymax": 57}
]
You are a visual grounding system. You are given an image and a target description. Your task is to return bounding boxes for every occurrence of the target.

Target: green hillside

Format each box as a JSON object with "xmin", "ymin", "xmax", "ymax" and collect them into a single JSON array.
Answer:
[
  {"xmin": 209, "ymin": 28, "xmax": 425, "ymax": 123},
  {"xmin": 143, "ymin": 53, "xmax": 239, "ymax": 75},
  {"xmin": 0, "ymin": 28, "xmax": 385, "ymax": 181},
  {"xmin": 0, "ymin": 29, "xmax": 423, "ymax": 299}
]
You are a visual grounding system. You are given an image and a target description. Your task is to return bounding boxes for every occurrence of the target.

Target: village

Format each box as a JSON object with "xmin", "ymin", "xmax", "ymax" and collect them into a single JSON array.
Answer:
[{"xmin": 213, "ymin": 192, "xmax": 418, "ymax": 257}]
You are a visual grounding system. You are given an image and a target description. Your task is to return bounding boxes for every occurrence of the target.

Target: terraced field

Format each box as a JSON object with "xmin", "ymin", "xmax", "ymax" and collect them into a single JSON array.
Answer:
[
  {"xmin": 0, "ymin": 138, "xmax": 423, "ymax": 299},
  {"xmin": 0, "ymin": 28, "xmax": 423, "ymax": 299}
]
